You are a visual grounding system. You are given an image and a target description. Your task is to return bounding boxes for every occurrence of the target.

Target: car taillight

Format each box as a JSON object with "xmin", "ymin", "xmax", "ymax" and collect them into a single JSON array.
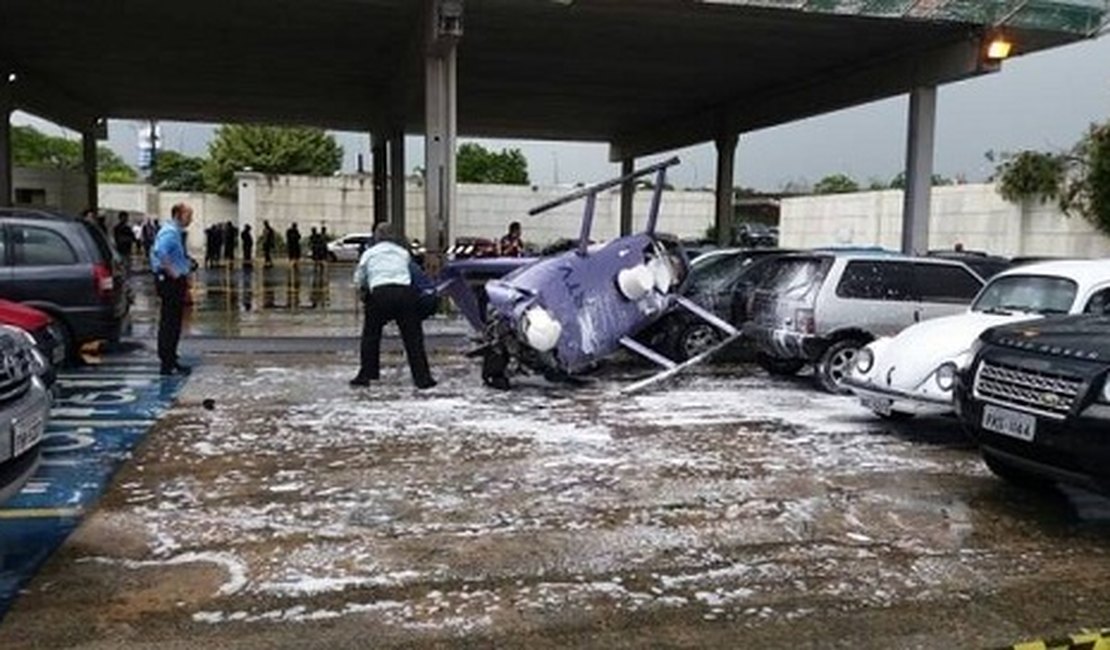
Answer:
[
  {"xmin": 93, "ymin": 263, "xmax": 115, "ymax": 301},
  {"xmin": 794, "ymin": 308, "xmax": 816, "ymax": 334}
]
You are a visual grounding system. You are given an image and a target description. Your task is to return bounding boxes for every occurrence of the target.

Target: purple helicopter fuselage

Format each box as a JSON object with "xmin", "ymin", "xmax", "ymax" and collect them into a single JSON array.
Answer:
[{"xmin": 486, "ymin": 233, "xmax": 673, "ymax": 374}]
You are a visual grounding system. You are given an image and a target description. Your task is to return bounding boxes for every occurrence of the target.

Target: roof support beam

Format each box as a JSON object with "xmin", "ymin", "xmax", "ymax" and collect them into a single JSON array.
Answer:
[{"xmin": 609, "ymin": 35, "xmax": 994, "ymax": 161}]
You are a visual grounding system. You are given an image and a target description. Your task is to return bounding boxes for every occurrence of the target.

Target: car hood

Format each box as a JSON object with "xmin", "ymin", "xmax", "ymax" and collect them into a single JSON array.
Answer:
[
  {"xmin": 984, "ymin": 315, "xmax": 1110, "ymax": 362},
  {"xmin": 870, "ymin": 310, "xmax": 1041, "ymax": 388},
  {"xmin": 0, "ymin": 299, "xmax": 51, "ymax": 331}
]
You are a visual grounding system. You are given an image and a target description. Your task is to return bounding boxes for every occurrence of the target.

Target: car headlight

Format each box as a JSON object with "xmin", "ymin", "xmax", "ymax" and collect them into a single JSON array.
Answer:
[
  {"xmin": 855, "ymin": 348, "xmax": 874, "ymax": 375},
  {"xmin": 935, "ymin": 362, "xmax": 957, "ymax": 392},
  {"xmin": 1102, "ymin": 377, "xmax": 1110, "ymax": 404}
]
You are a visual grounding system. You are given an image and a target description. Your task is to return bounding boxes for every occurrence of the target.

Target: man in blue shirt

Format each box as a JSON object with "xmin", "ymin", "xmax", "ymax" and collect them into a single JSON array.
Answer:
[{"xmin": 150, "ymin": 203, "xmax": 194, "ymax": 376}]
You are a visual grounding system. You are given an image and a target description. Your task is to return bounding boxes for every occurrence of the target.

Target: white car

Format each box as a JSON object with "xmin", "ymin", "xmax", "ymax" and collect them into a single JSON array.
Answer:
[
  {"xmin": 325, "ymin": 233, "xmax": 374, "ymax": 262},
  {"xmin": 845, "ymin": 260, "xmax": 1110, "ymax": 420}
]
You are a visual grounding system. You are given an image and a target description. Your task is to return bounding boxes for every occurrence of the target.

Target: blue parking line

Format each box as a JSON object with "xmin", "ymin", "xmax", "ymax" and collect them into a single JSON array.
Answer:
[{"xmin": 0, "ymin": 357, "xmax": 189, "ymax": 619}]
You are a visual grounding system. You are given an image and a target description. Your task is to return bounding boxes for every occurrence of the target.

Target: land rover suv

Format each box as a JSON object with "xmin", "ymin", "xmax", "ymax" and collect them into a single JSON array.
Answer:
[
  {"xmin": 956, "ymin": 315, "xmax": 1110, "ymax": 493},
  {"xmin": 745, "ymin": 252, "xmax": 984, "ymax": 392}
]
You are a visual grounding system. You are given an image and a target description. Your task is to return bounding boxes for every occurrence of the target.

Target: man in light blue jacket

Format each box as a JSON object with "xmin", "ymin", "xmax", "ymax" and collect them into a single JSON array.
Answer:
[{"xmin": 351, "ymin": 222, "xmax": 435, "ymax": 389}]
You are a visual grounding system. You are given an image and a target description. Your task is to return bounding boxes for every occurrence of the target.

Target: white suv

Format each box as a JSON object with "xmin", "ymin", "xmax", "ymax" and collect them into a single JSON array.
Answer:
[{"xmin": 745, "ymin": 252, "xmax": 985, "ymax": 393}]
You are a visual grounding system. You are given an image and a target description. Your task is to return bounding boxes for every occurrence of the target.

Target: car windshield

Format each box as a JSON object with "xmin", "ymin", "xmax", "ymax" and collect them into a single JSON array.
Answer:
[
  {"xmin": 759, "ymin": 257, "xmax": 829, "ymax": 302},
  {"xmin": 972, "ymin": 275, "xmax": 1078, "ymax": 315},
  {"xmin": 687, "ymin": 252, "xmax": 753, "ymax": 292}
]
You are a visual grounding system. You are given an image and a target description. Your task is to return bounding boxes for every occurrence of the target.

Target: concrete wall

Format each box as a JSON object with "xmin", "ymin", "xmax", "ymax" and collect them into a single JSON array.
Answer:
[
  {"xmin": 780, "ymin": 184, "xmax": 1110, "ymax": 258},
  {"xmin": 235, "ymin": 172, "xmax": 717, "ymax": 248},
  {"xmin": 12, "ymin": 168, "xmax": 89, "ymax": 214}
]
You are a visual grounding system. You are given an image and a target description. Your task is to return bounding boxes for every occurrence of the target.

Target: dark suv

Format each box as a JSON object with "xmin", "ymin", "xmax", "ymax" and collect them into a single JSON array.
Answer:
[
  {"xmin": 957, "ymin": 315, "xmax": 1110, "ymax": 493},
  {"xmin": 0, "ymin": 209, "xmax": 130, "ymax": 361}
]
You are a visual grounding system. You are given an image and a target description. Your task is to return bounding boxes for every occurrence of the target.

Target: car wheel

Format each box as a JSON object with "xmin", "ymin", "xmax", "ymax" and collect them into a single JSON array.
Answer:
[
  {"xmin": 53, "ymin": 319, "xmax": 78, "ymax": 367},
  {"xmin": 327, "ymin": 252, "xmax": 338, "ymax": 263},
  {"xmin": 756, "ymin": 353, "xmax": 806, "ymax": 377},
  {"xmin": 675, "ymin": 323, "xmax": 720, "ymax": 362},
  {"xmin": 817, "ymin": 339, "xmax": 865, "ymax": 394},
  {"xmin": 982, "ymin": 452, "xmax": 1057, "ymax": 492},
  {"xmin": 877, "ymin": 410, "xmax": 914, "ymax": 422}
]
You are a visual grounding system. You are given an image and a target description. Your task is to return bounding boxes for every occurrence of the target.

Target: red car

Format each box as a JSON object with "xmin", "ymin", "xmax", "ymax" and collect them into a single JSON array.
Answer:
[{"xmin": 0, "ymin": 299, "xmax": 62, "ymax": 387}]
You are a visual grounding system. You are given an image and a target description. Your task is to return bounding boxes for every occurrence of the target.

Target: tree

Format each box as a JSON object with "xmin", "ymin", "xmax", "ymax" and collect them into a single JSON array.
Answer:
[
  {"xmin": 996, "ymin": 151, "xmax": 1066, "ymax": 204},
  {"xmin": 150, "ymin": 150, "xmax": 207, "ymax": 192},
  {"xmin": 456, "ymin": 143, "xmax": 529, "ymax": 185},
  {"xmin": 999, "ymin": 121, "xmax": 1110, "ymax": 237},
  {"xmin": 12, "ymin": 125, "xmax": 137, "ymax": 183},
  {"xmin": 203, "ymin": 124, "xmax": 343, "ymax": 198},
  {"xmin": 888, "ymin": 171, "xmax": 953, "ymax": 189},
  {"xmin": 813, "ymin": 173, "xmax": 860, "ymax": 195}
]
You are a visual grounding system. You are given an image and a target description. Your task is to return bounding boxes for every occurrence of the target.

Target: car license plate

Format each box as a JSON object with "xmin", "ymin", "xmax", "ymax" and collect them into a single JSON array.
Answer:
[
  {"xmin": 982, "ymin": 405, "xmax": 1036, "ymax": 442},
  {"xmin": 861, "ymin": 396, "xmax": 893, "ymax": 416},
  {"xmin": 12, "ymin": 413, "xmax": 45, "ymax": 457}
]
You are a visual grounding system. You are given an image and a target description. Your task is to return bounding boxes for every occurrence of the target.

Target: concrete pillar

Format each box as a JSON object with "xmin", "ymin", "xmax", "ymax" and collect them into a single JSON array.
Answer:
[
  {"xmin": 424, "ymin": 0, "xmax": 461, "ymax": 259},
  {"xmin": 389, "ymin": 129, "xmax": 406, "ymax": 238},
  {"xmin": 619, "ymin": 158, "xmax": 634, "ymax": 236},
  {"xmin": 714, "ymin": 133, "xmax": 738, "ymax": 247},
  {"xmin": 901, "ymin": 85, "xmax": 937, "ymax": 255},
  {"xmin": 0, "ymin": 89, "xmax": 11, "ymax": 208},
  {"xmin": 371, "ymin": 132, "xmax": 388, "ymax": 226},
  {"xmin": 82, "ymin": 128, "xmax": 98, "ymax": 212}
]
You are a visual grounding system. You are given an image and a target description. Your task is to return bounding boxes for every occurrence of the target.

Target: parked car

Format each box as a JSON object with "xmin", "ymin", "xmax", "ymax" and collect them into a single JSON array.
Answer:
[
  {"xmin": 845, "ymin": 260, "xmax": 1110, "ymax": 419},
  {"xmin": 927, "ymin": 250, "xmax": 1013, "ymax": 280},
  {"xmin": 325, "ymin": 233, "xmax": 374, "ymax": 262},
  {"xmin": 448, "ymin": 237, "xmax": 500, "ymax": 260},
  {"xmin": 745, "ymin": 252, "xmax": 985, "ymax": 393},
  {"xmin": 736, "ymin": 222, "xmax": 777, "ymax": 248},
  {"xmin": 0, "ymin": 299, "xmax": 63, "ymax": 389},
  {"xmin": 0, "ymin": 209, "xmax": 130, "ymax": 362},
  {"xmin": 0, "ymin": 324, "xmax": 51, "ymax": 504},
  {"xmin": 956, "ymin": 314, "xmax": 1110, "ymax": 493},
  {"xmin": 638, "ymin": 248, "xmax": 795, "ymax": 360}
]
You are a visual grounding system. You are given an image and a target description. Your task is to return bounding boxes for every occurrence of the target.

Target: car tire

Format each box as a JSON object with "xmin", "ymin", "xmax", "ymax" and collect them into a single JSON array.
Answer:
[
  {"xmin": 673, "ymin": 322, "xmax": 720, "ymax": 362},
  {"xmin": 982, "ymin": 452, "xmax": 1057, "ymax": 493},
  {"xmin": 756, "ymin": 353, "xmax": 806, "ymax": 377},
  {"xmin": 53, "ymin": 319, "xmax": 78, "ymax": 367},
  {"xmin": 327, "ymin": 252, "xmax": 338, "ymax": 263},
  {"xmin": 817, "ymin": 338, "xmax": 866, "ymax": 394},
  {"xmin": 877, "ymin": 410, "xmax": 914, "ymax": 422}
]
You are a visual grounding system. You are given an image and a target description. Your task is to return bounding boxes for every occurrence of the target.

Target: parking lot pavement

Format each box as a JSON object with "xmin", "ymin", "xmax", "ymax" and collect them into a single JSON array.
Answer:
[
  {"xmin": 0, "ymin": 355, "xmax": 188, "ymax": 617},
  {"xmin": 2, "ymin": 353, "xmax": 1110, "ymax": 649}
]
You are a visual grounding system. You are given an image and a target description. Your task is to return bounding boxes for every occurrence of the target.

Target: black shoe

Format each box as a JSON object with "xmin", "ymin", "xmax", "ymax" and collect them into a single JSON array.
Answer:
[
  {"xmin": 160, "ymin": 366, "xmax": 175, "ymax": 376},
  {"xmin": 174, "ymin": 363, "xmax": 192, "ymax": 375},
  {"xmin": 415, "ymin": 379, "xmax": 437, "ymax": 390},
  {"xmin": 349, "ymin": 376, "xmax": 371, "ymax": 387}
]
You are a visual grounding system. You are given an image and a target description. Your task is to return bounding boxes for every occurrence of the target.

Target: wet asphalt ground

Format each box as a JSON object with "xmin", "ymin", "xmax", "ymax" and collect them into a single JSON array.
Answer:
[{"xmin": 3, "ymin": 266, "xmax": 1110, "ymax": 648}]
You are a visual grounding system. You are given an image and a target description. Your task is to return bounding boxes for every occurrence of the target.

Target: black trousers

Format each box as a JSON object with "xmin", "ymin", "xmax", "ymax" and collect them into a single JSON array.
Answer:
[
  {"xmin": 157, "ymin": 276, "xmax": 188, "ymax": 370},
  {"xmin": 358, "ymin": 284, "xmax": 434, "ymax": 387}
]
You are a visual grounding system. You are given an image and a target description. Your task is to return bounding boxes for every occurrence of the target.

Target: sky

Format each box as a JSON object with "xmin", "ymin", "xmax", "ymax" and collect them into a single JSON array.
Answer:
[{"xmin": 12, "ymin": 32, "xmax": 1110, "ymax": 192}]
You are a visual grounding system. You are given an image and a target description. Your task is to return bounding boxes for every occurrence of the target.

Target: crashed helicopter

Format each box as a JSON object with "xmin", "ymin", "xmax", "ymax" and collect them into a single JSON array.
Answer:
[{"xmin": 438, "ymin": 157, "xmax": 742, "ymax": 393}]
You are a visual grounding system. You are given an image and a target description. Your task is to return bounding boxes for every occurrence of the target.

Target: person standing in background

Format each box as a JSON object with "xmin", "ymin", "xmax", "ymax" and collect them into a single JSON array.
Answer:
[
  {"xmin": 286, "ymin": 223, "xmax": 302, "ymax": 266},
  {"xmin": 261, "ymin": 221, "xmax": 276, "ymax": 268},
  {"xmin": 241, "ymin": 224, "xmax": 254, "ymax": 268}
]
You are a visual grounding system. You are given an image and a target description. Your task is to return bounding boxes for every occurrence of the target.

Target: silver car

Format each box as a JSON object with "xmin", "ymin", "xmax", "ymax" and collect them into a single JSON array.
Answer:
[
  {"xmin": 745, "ymin": 252, "xmax": 985, "ymax": 393},
  {"xmin": 0, "ymin": 325, "xmax": 51, "ymax": 504}
]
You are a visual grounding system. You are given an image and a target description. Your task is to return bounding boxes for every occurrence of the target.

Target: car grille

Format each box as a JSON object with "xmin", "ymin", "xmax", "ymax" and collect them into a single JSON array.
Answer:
[
  {"xmin": 974, "ymin": 359, "xmax": 1084, "ymax": 418},
  {"xmin": 0, "ymin": 337, "xmax": 36, "ymax": 405}
]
